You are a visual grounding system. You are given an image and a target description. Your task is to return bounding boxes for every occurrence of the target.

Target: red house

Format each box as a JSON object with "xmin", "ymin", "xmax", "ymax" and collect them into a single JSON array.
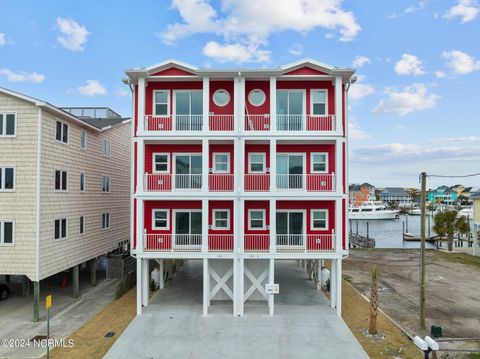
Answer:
[{"xmin": 125, "ymin": 59, "xmax": 355, "ymax": 317}]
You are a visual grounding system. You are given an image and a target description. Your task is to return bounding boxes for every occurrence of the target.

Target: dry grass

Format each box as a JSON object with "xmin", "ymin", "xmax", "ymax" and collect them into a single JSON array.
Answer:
[
  {"xmin": 47, "ymin": 287, "xmax": 136, "ymax": 359},
  {"xmin": 342, "ymin": 279, "xmax": 422, "ymax": 359},
  {"xmin": 433, "ymin": 250, "xmax": 480, "ymax": 268}
]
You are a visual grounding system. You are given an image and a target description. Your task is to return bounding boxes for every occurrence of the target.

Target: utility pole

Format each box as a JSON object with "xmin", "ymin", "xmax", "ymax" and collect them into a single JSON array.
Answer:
[{"xmin": 420, "ymin": 172, "xmax": 427, "ymax": 330}]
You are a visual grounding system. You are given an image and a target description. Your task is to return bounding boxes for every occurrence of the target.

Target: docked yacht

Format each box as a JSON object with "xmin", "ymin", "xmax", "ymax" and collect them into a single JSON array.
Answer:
[{"xmin": 349, "ymin": 201, "xmax": 400, "ymax": 220}]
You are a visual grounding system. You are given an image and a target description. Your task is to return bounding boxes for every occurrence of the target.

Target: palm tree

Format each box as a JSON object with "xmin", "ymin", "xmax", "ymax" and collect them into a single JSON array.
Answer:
[
  {"xmin": 368, "ymin": 265, "xmax": 378, "ymax": 335},
  {"xmin": 433, "ymin": 210, "xmax": 470, "ymax": 251}
]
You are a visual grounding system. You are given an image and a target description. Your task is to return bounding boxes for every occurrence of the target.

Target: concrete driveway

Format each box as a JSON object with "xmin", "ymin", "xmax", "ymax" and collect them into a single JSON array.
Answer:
[{"xmin": 105, "ymin": 260, "xmax": 368, "ymax": 359}]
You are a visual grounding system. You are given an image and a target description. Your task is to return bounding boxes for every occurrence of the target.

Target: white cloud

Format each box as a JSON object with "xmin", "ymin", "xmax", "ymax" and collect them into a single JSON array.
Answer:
[
  {"xmin": 427, "ymin": 136, "xmax": 480, "ymax": 144},
  {"xmin": 348, "ymin": 118, "xmax": 370, "ymax": 140},
  {"xmin": 0, "ymin": 69, "xmax": 45, "ymax": 83},
  {"xmin": 161, "ymin": 0, "xmax": 361, "ymax": 63},
  {"xmin": 0, "ymin": 33, "xmax": 5, "ymax": 47},
  {"xmin": 352, "ymin": 55, "xmax": 370, "ymax": 68},
  {"xmin": 404, "ymin": 0, "xmax": 428, "ymax": 14},
  {"xmin": 349, "ymin": 75, "xmax": 375, "ymax": 101},
  {"xmin": 373, "ymin": 84, "xmax": 439, "ymax": 116},
  {"xmin": 435, "ymin": 70, "xmax": 446, "ymax": 78},
  {"xmin": 443, "ymin": 0, "xmax": 479, "ymax": 23},
  {"xmin": 56, "ymin": 17, "xmax": 90, "ymax": 52},
  {"xmin": 202, "ymin": 41, "xmax": 270, "ymax": 63},
  {"xmin": 442, "ymin": 50, "xmax": 480, "ymax": 74},
  {"xmin": 289, "ymin": 43, "xmax": 303, "ymax": 56},
  {"xmin": 77, "ymin": 80, "xmax": 106, "ymax": 96},
  {"xmin": 394, "ymin": 54, "xmax": 425, "ymax": 76}
]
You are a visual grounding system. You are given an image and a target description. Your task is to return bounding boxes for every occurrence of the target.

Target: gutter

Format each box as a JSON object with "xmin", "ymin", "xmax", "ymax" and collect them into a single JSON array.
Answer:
[{"xmin": 35, "ymin": 107, "xmax": 42, "ymax": 281}]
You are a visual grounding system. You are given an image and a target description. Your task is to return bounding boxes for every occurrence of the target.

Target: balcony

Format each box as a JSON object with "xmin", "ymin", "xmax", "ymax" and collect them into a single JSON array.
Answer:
[
  {"xmin": 276, "ymin": 173, "xmax": 336, "ymax": 192},
  {"xmin": 244, "ymin": 234, "xmax": 270, "ymax": 252},
  {"xmin": 209, "ymin": 174, "xmax": 234, "ymax": 191},
  {"xmin": 244, "ymin": 114, "xmax": 270, "ymax": 131},
  {"xmin": 144, "ymin": 174, "xmax": 202, "ymax": 191},
  {"xmin": 244, "ymin": 174, "xmax": 270, "ymax": 191},
  {"xmin": 276, "ymin": 234, "xmax": 334, "ymax": 252},
  {"xmin": 144, "ymin": 234, "xmax": 202, "ymax": 252},
  {"xmin": 276, "ymin": 114, "xmax": 335, "ymax": 131},
  {"xmin": 208, "ymin": 234, "xmax": 234, "ymax": 252},
  {"xmin": 145, "ymin": 115, "xmax": 203, "ymax": 132},
  {"xmin": 209, "ymin": 114, "xmax": 234, "ymax": 131}
]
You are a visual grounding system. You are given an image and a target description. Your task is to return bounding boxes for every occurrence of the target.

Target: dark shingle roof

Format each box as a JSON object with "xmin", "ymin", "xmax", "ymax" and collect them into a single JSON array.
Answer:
[
  {"xmin": 78, "ymin": 117, "xmax": 130, "ymax": 129},
  {"xmin": 381, "ymin": 187, "xmax": 409, "ymax": 196}
]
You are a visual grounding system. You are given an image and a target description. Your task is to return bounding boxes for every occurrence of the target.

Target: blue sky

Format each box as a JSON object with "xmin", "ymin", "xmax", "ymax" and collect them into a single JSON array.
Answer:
[{"xmin": 1, "ymin": 0, "xmax": 479, "ymax": 188}]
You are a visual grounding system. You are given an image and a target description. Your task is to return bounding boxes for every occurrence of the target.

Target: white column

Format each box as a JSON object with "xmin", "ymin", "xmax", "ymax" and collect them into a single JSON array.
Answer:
[
  {"xmin": 202, "ymin": 138, "xmax": 209, "ymax": 192},
  {"xmin": 138, "ymin": 77, "xmax": 146, "ymax": 133},
  {"xmin": 270, "ymin": 139, "xmax": 276, "ymax": 192},
  {"xmin": 137, "ymin": 139, "xmax": 145, "ymax": 194},
  {"xmin": 159, "ymin": 259, "xmax": 164, "ymax": 289},
  {"xmin": 233, "ymin": 199, "xmax": 239, "ymax": 253},
  {"xmin": 334, "ymin": 76, "xmax": 342, "ymax": 133},
  {"xmin": 330, "ymin": 259, "xmax": 336, "ymax": 309},
  {"xmin": 335, "ymin": 138, "xmax": 343, "ymax": 194},
  {"xmin": 203, "ymin": 258, "xmax": 209, "ymax": 316},
  {"xmin": 268, "ymin": 259, "xmax": 275, "ymax": 316},
  {"xmin": 234, "ymin": 139, "xmax": 239, "ymax": 192},
  {"xmin": 335, "ymin": 199, "xmax": 343, "ymax": 252},
  {"xmin": 142, "ymin": 258, "xmax": 149, "ymax": 307},
  {"xmin": 136, "ymin": 257, "xmax": 142, "ymax": 315},
  {"xmin": 233, "ymin": 257, "xmax": 238, "ymax": 316},
  {"xmin": 202, "ymin": 199, "xmax": 209, "ymax": 253},
  {"xmin": 239, "ymin": 199, "xmax": 244, "ymax": 253},
  {"xmin": 270, "ymin": 76, "xmax": 277, "ymax": 132},
  {"xmin": 234, "ymin": 76, "xmax": 240, "ymax": 133},
  {"xmin": 136, "ymin": 199, "xmax": 144, "ymax": 253},
  {"xmin": 239, "ymin": 258, "xmax": 244, "ymax": 316},
  {"xmin": 269, "ymin": 199, "xmax": 276, "ymax": 254},
  {"xmin": 336, "ymin": 259, "xmax": 342, "ymax": 317},
  {"xmin": 239, "ymin": 76, "xmax": 245, "ymax": 132},
  {"xmin": 317, "ymin": 260, "xmax": 322, "ymax": 290},
  {"xmin": 239, "ymin": 138, "xmax": 245, "ymax": 191},
  {"xmin": 203, "ymin": 77, "xmax": 209, "ymax": 131}
]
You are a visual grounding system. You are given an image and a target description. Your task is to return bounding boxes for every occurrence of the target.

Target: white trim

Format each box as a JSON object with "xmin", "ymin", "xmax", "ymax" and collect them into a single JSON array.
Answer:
[
  {"xmin": 152, "ymin": 209, "xmax": 170, "ymax": 230},
  {"xmin": 172, "ymin": 209, "xmax": 203, "ymax": 235},
  {"xmin": 55, "ymin": 120, "xmax": 69, "ymax": 144},
  {"xmin": 310, "ymin": 209, "xmax": 329, "ymax": 230},
  {"xmin": 54, "ymin": 169, "xmax": 68, "ymax": 192},
  {"xmin": 152, "ymin": 152, "xmax": 170, "ymax": 173},
  {"xmin": 0, "ymin": 165, "xmax": 16, "ymax": 192},
  {"xmin": 276, "ymin": 209, "xmax": 307, "ymax": 235},
  {"xmin": 310, "ymin": 89, "xmax": 328, "ymax": 116},
  {"xmin": 80, "ymin": 129, "xmax": 87, "ymax": 150},
  {"xmin": 172, "ymin": 153, "xmax": 203, "ymax": 190},
  {"xmin": 212, "ymin": 152, "xmax": 230, "ymax": 173},
  {"xmin": 247, "ymin": 209, "xmax": 266, "ymax": 230},
  {"xmin": 0, "ymin": 112, "xmax": 17, "ymax": 138},
  {"xmin": 212, "ymin": 209, "xmax": 230, "ymax": 230},
  {"xmin": 248, "ymin": 152, "xmax": 266, "ymax": 174},
  {"xmin": 172, "ymin": 89, "xmax": 203, "ymax": 117},
  {"xmin": 276, "ymin": 89, "xmax": 307, "ymax": 117},
  {"xmin": 310, "ymin": 152, "xmax": 328, "ymax": 173},
  {"xmin": 54, "ymin": 218, "xmax": 68, "ymax": 240},
  {"xmin": 152, "ymin": 90, "xmax": 171, "ymax": 117},
  {"xmin": 0, "ymin": 220, "xmax": 15, "ymax": 246},
  {"xmin": 212, "ymin": 89, "xmax": 230, "ymax": 107},
  {"xmin": 248, "ymin": 88, "xmax": 266, "ymax": 107}
]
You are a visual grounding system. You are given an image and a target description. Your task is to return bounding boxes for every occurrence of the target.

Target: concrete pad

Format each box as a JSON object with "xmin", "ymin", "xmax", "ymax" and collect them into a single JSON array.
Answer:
[{"xmin": 105, "ymin": 260, "xmax": 368, "ymax": 359}]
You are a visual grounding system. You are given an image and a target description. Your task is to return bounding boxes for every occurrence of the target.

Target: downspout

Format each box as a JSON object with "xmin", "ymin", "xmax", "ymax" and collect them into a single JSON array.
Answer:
[
  {"xmin": 35, "ymin": 107, "xmax": 42, "ymax": 281},
  {"xmin": 343, "ymin": 76, "xmax": 354, "ymax": 260}
]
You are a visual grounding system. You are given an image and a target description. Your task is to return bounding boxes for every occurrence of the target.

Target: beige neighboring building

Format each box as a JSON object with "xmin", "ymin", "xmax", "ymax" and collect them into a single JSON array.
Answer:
[{"xmin": 0, "ymin": 87, "xmax": 131, "ymax": 320}]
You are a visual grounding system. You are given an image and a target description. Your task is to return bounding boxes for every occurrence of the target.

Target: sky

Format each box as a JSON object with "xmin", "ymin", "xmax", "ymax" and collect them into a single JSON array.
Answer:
[{"xmin": 0, "ymin": 0, "xmax": 479, "ymax": 189}]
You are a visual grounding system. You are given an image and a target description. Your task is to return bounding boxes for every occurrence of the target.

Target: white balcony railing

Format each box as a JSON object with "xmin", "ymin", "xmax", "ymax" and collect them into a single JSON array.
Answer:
[
  {"xmin": 276, "ymin": 114, "xmax": 304, "ymax": 131},
  {"xmin": 276, "ymin": 174, "xmax": 304, "ymax": 189},
  {"xmin": 144, "ymin": 115, "xmax": 203, "ymax": 131},
  {"xmin": 175, "ymin": 174, "xmax": 202, "ymax": 190},
  {"xmin": 306, "ymin": 115, "xmax": 336, "ymax": 131},
  {"xmin": 244, "ymin": 114, "xmax": 270, "ymax": 131},
  {"xmin": 209, "ymin": 114, "xmax": 234, "ymax": 131},
  {"xmin": 244, "ymin": 234, "xmax": 270, "ymax": 252},
  {"xmin": 276, "ymin": 234, "xmax": 335, "ymax": 252},
  {"xmin": 306, "ymin": 173, "xmax": 336, "ymax": 192},
  {"xmin": 144, "ymin": 234, "xmax": 202, "ymax": 252},
  {"xmin": 208, "ymin": 234, "xmax": 234, "ymax": 252},
  {"xmin": 244, "ymin": 174, "xmax": 270, "ymax": 191},
  {"xmin": 209, "ymin": 174, "xmax": 234, "ymax": 191},
  {"xmin": 144, "ymin": 173, "xmax": 172, "ymax": 191},
  {"xmin": 276, "ymin": 114, "xmax": 336, "ymax": 132}
]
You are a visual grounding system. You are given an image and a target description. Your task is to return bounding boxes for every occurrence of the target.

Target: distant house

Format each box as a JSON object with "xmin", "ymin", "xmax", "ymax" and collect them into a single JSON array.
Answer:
[
  {"xmin": 427, "ymin": 185, "xmax": 458, "ymax": 205},
  {"xmin": 349, "ymin": 183, "xmax": 375, "ymax": 206},
  {"xmin": 380, "ymin": 187, "xmax": 412, "ymax": 206}
]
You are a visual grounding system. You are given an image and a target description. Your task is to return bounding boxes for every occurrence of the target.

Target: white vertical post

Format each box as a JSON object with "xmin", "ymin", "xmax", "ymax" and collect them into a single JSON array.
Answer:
[
  {"xmin": 138, "ymin": 77, "xmax": 146, "ymax": 133},
  {"xmin": 203, "ymin": 77, "xmax": 209, "ymax": 131},
  {"xmin": 269, "ymin": 199, "xmax": 276, "ymax": 254},
  {"xmin": 268, "ymin": 259, "xmax": 275, "ymax": 316},
  {"xmin": 234, "ymin": 139, "xmax": 239, "ymax": 192},
  {"xmin": 330, "ymin": 259, "xmax": 336, "ymax": 309},
  {"xmin": 202, "ymin": 138, "xmax": 209, "ymax": 192},
  {"xmin": 142, "ymin": 258, "xmax": 149, "ymax": 307},
  {"xmin": 202, "ymin": 199, "xmax": 209, "ymax": 253},
  {"xmin": 473, "ymin": 223, "xmax": 477, "ymax": 256},
  {"xmin": 239, "ymin": 138, "xmax": 245, "ymax": 191},
  {"xmin": 203, "ymin": 258, "xmax": 209, "ymax": 316},
  {"xmin": 335, "ymin": 76, "xmax": 342, "ymax": 133},
  {"xmin": 233, "ymin": 257, "xmax": 238, "ymax": 316},
  {"xmin": 335, "ymin": 138, "xmax": 343, "ymax": 195},
  {"xmin": 137, "ymin": 139, "xmax": 145, "ymax": 194},
  {"xmin": 270, "ymin": 76, "xmax": 277, "ymax": 132},
  {"xmin": 239, "ymin": 76, "xmax": 245, "ymax": 132},
  {"xmin": 239, "ymin": 258, "xmax": 244, "ymax": 316},
  {"xmin": 233, "ymin": 76, "xmax": 239, "ymax": 133},
  {"xmin": 239, "ymin": 199, "xmax": 244, "ymax": 253},
  {"xmin": 270, "ymin": 139, "xmax": 276, "ymax": 192},
  {"xmin": 336, "ymin": 259, "xmax": 342, "ymax": 316},
  {"xmin": 136, "ymin": 199, "xmax": 144, "ymax": 253},
  {"xmin": 159, "ymin": 259, "xmax": 164, "ymax": 289},
  {"xmin": 317, "ymin": 260, "xmax": 322, "ymax": 290},
  {"xmin": 335, "ymin": 199, "xmax": 343, "ymax": 252},
  {"xmin": 136, "ymin": 257, "xmax": 142, "ymax": 315}
]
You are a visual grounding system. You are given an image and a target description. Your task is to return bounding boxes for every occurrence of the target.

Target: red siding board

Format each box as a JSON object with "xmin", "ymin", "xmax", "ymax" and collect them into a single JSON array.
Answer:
[
  {"xmin": 277, "ymin": 144, "xmax": 335, "ymax": 174},
  {"xmin": 209, "ymin": 144, "xmax": 234, "ymax": 173},
  {"xmin": 145, "ymin": 81, "xmax": 202, "ymax": 116},
  {"xmin": 144, "ymin": 144, "xmax": 202, "ymax": 173},
  {"xmin": 151, "ymin": 68, "xmax": 196, "ymax": 76},
  {"xmin": 277, "ymin": 81, "xmax": 335, "ymax": 116},
  {"xmin": 244, "ymin": 144, "xmax": 270, "ymax": 173},
  {"xmin": 210, "ymin": 81, "xmax": 234, "ymax": 115},
  {"xmin": 245, "ymin": 81, "xmax": 270, "ymax": 115},
  {"xmin": 284, "ymin": 67, "xmax": 329, "ymax": 76}
]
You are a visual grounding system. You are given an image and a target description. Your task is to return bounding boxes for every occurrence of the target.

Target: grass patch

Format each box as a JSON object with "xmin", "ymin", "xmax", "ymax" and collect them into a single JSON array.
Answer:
[{"xmin": 433, "ymin": 250, "xmax": 480, "ymax": 268}]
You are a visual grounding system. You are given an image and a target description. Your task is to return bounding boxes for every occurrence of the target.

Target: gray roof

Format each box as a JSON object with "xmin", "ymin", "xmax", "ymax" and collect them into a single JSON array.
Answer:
[
  {"xmin": 78, "ymin": 117, "xmax": 130, "ymax": 130},
  {"xmin": 360, "ymin": 182, "xmax": 375, "ymax": 188},
  {"xmin": 381, "ymin": 187, "xmax": 409, "ymax": 196}
]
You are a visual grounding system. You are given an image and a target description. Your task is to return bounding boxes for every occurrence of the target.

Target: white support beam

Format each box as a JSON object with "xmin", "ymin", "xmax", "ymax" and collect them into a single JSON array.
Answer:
[
  {"xmin": 203, "ymin": 77, "xmax": 209, "ymax": 132},
  {"xmin": 239, "ymin": 76, "xmax": 245, "ymax": 132},
  {"xmin": 270, "ymin": 139, "xmax": 277, "ymax": 192},
  {"xmin": 233, "ymin": 76, "xmax": 240, "ymax": 133},
  {"xmin": 159, "ymin": 259, "xmax": 164, "ymax": 289},
  {"xmin": 270, "ymin": 76, "xmax": 277, "ymax": 132},
  {"xmin": 233, "ymin": 139, "xmax": 239, "ymax": 192},
  {"xmin": 334, "ymin": 76, "xmax": 342, "ymax": 133},
  {"xmin": 233, "ymin": 258, "xmax": 238, "ymax": 316},
  {"xmin": 202, "ymin": 139, "xmax": 209, "ymax": 192},
  {"xmin": 268, "ymin": 259, "xmax": 275, "ymax": 316},
  {"xmin": 335, "ymin": 199, "xmax": 343, "ymax": 252},
  {"xmin": 137, "ymin": 139, "xmax": 145, "ymax": 194},
  {"xmin": 239, "ymin": 258, "xmax": 244, "ymax": 316},
  {"xmin": 142, "ymin": 258, "xmax": 149, "ymax": 307},
  {"xmin": 136, "ymin": 199, "xmax": 144, "ymax": 253},
  {"xmin": 335, "ymin": 138, "xmax": 343, "ymax": 194},
  {"xmin": 336, "ymin": 259, "xmax": 342, "ymax": 317},
  {"xmin": 269, "ymin": 199, "xmax": 276, "ymax": 254},
  {"xmin": 202, "ymin": 199, "xmax": 209, "ymax": 253},
  {"xmin": 239, "ymin": 138, "xmax": 245, "ymax": 192},
  {"xmin": 239, "ymin": 199, "xmax": 244, "ymax": 253},
  {"xmin": 203, "ymin": 258, "xmax": 209, "ymax": 316},
  {"xmin": 330, "ymin": 259, "xmax": 336, "ymax": 309},
  {"xmin": 138, "ymin": 77, "xmax": 146, "ymax": 133},
  {"xmin": 136, "ymin": 257, "xmax": 142, "ymax": 315}
]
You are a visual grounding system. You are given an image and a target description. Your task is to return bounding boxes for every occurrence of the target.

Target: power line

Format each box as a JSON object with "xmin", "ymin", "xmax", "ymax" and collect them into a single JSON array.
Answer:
[{"xmin": 427, "ymin": 172, "xmax": 480, "ymax": 179}]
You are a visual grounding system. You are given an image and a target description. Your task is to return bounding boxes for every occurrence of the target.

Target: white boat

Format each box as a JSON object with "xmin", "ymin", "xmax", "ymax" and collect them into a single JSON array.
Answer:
[
  {"xmin": 408, "ymin": 208, "xmax": 422, "ymax": 215},
  {"xmin": 349, "ymin": 201, "xmax": 400, "ymax": 220}
]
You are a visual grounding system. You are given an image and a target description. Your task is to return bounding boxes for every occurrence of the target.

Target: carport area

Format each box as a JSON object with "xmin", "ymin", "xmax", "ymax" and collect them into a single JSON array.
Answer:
[{"xmin": 106, "ymin": 259, "xmax": 368, "ymax": 359}]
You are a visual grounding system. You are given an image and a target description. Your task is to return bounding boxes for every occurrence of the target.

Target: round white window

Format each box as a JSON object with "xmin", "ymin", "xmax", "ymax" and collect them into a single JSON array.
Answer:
[
  {"xmin": 213, "ymin": 89, "xmax": 230, "ymax": 107},
  {"xmin": 248, "ymin": 89, "xmax": 266, "ymax": 107}
]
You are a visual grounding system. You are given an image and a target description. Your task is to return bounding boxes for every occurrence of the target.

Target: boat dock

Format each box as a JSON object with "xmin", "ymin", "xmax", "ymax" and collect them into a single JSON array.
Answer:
[{"xmin": 349, "ymin": 233, "xmax": 376, "ymax": 248}]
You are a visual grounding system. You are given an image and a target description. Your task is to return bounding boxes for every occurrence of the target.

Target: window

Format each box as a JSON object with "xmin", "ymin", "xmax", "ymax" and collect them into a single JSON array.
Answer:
[
  {"xmin": 102, "ymin": 176, "xmax": 110, "ymax": 193},
  {"xmin": 102, "ymin": 213, "xmax": 110, "ymax": 229},
  {"xmin": 277, "ymin": 90, "xmax": 304, "ymax": 131},
  {"xmin": 102, "ymin": 139, "xmax": 111, "ymax": 157},
  {"xmin": 248, "ymin": 209, "xmax": 266, "ymax": 230},
  {"xmin": 80, "ymin": 130, "xmax": 86, "ymax": 149},
  {"xmin": 80, "ymin": 172, "xmax": 85, "ymax": 192},
  {"xmin": 311, "ymin": 153, "xmax": 328, "ymax": 173},
  {"xmin": 154, "ymin": 90, "xmax": 169, "ymax": 116},
  {"xmin": 55, "ymin": 121, "xmax": 69, "ymax": 143},
  {"xmin": 152, "ymin": 209, "xmax": 169, "ymax": 230},
  {"xmin": 248, "ymin": 153, "xmax": 266, "ymax": 173},
  {"xmin": 213, "ymin": 89, "xmax": 230, "ymax": 107},
  {"xmin": 153, "ymin": 153, "xmax": 169, "ymax": 173},
  {"xmin": 54, "ymin": 170, "xmax": 68, "ymax": 191},
  {"xmin": 80, "ymin": 216, "xmax": 85, "ymax": 234},
  {"xmin": 54, "ymin": 218, "xmax": 68, "ymax": 240},
  {"xmin": 213, "ymin": 210, "xmax": 230, "ymax": 230},
  {"xmin": 0, "ymin": 167, "xmax": 15, "ymax": 191},
  {"xmin": 248, "ymin": 89, "xmax": 266, "ymax": 107},
  {"xmin": 311, "ymin": 210, "xmax": 328, "ymax": 230},
  {"xmin": 175, "ymin": 90, "xmax": 203, "ymax": 131},
  {"xmin": 0, "ymin": 221, "xmax": 14, "ymax": 245},
  {"xmin": 311, "ymin": 90, "xmax": 327, "ymax": 115},
  {"xmin": 213, "ymin": 153, "xmax": 230, "ymax": 173},
  {"xmin": 0, "ymin": 113, "xmax": 16, "ymax": 137}
]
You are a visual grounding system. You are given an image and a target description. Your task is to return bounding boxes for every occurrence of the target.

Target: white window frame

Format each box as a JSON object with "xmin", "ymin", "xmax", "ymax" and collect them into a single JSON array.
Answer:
[
  {"xmin": 79, "ymin": 215, "xmax": 85, "ymax": 235},
  {"xmin": 248, "ymin": 89, "xmax": 266, "ymax": 107},
  {"xmin": 0, "ymin": 166, "xmax": 16, "ymax": 192},
  {"xmin": 248, "ymin": 209, "xmax": 266, "ymax": 230},
  {"xmin": 54, "ymin": 218, "xmax": 68, "ymax": 240},
  {"xmin": 248, "ymin": 153, "xmax": 266, "ymax": 174},
  {"xmin": 153, "ymin": 90, "xmax": 170, "ymax": 117},
  {"xmin": 0, "ymin": 220, "xmax": 15, "ymax": 246},
  {"xmin": 310, "ymin": 89, "xmax": 328, "ymax": 116},
  {"xmin": 212, "ymin": 209, "xmax": 230, "ymax": 230},
  {"xmin": 172, "ymin": 209, "xmax": 202, "ymax": 235},
  {"xmin": 311, "ymin": 210, "xmax": 329, "ymax": 230},
  {"xmin": 152, "ymin": 209, "xmax": 170, "ymax": 230},
  {"xmin": 80, "ymin": 129, "xmax": 87, "ymax": 150},
  {"xmin": 212, "ymin": 152, "xmax": 230, "ymax": 174},
  {"xmin": 102, "ymin": 139, "xmax": 111, "ymax": 158},
  {"xmin": 55, "ymin": 120, "xmax": 69, "ymax": 144},
  {"xmin": 102, "ymin": 213, "xmax": 110, "ymax": 229},
  {"xmin": 276, "ymin": 89, "xmax": 307, "ymax": 116},
  {"xmin": 0, "ymin": 113, "xmax": 17, "ymax": 138},
  {"xmin": 310, "ymin": 152, "xmax": 328, "ymax": 173},
  {"xmin": 212, "ymin": 89, "xmax": 230, "ymax": 107},
  {"xmin": 102, "ymin": 176, "xmax": 110, "ymax": 193},
  {"xmin": 54, "ymin": 170, "xmax": 68, "ymax": 192},
  {"xmin": 152, "ymin": 153, "xmax": 170, "ymax": 174},
  {"xmin": 80, "ymin": 172, "xmax": 85, "ymax": 192}
]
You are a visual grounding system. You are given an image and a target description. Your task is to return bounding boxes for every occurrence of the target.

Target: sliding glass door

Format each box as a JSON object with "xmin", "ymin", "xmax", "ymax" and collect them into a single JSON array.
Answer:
[
  {"xmin": 175, "ymin": 154, "xmax": 202, "ymax": 189},
  {"xmin": 277, "ymin": 154, "xmax": 304, "ymax": 189},
  {"xmin": 276, "ymin": 211, "xmax": 304, "ymax": 247},
  {"xmin": 174, "ymin": 211, "xmax": 202, "ymax": 247},
  {"xmin": 175, "ymin": 91, "xmax": 203, "ymax": 130}
]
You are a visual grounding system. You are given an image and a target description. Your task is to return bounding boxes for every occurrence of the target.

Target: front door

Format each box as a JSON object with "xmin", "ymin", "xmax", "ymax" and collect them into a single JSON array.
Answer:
[
  {"xmin": 276, "ymin": 211, "xmax": 304, "ymax": 247},
  {"xmin": 277, "ymin": 154, "xmax": 304, "ymax": 189},
  {"xmin": 174, "ymin": 210, "xmax": 202, "ymax": 247},
  {"xmin": 175, "ymin": 154, "xmax": 202, "ymax": 189}
]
